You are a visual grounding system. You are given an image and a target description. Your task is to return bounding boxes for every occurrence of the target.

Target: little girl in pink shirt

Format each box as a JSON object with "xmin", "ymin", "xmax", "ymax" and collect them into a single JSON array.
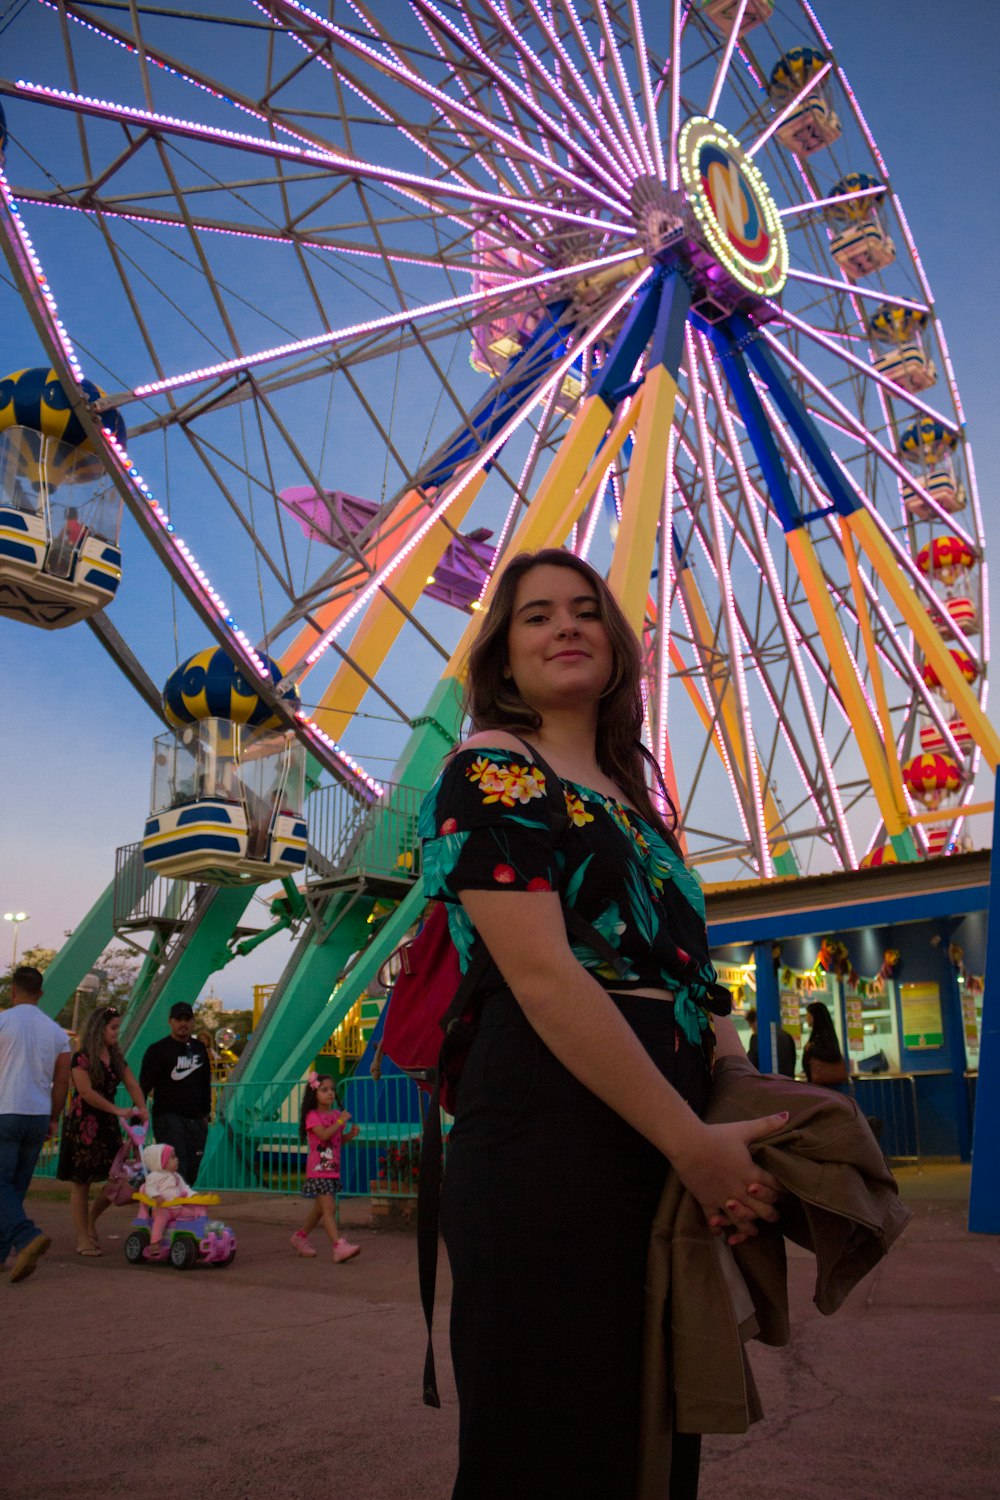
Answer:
[{"xmin": 290, "ymin": 1072, "xmax": 360, "ymax": 1263}]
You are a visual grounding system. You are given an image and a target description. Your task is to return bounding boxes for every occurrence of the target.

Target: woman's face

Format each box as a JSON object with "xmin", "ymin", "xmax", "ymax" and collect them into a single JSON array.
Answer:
[
  {"xmin": 505, "ymin": 564, "xmax": 613, "ymax": 713},
  {"xmin": 103, "ymin": 1017, "xmax": 121, "ymax": 1047}
]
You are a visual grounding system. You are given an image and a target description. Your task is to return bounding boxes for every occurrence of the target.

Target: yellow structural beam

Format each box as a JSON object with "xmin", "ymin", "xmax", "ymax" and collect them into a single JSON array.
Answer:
[
  {"xmin": 905, "ymin": 801, "xmax": 993, "ymax": 825},
  {"xmin": 444, "ymin": 390, "xmax": 641, "ymax": 677},
  {"xmin": 844, "ymin": 507, "xmax": 1000, "ymax": 770},
  {"xmin": 785, "ymin": 526, "xmax": 904, "ymax": 835},
  {"xmin": 608, "ymin": 363, "xmax": 679, "ymax": 632},
  {"xmin": 311, "ymin": 471, "xmax": 488, "ymax": 734},
  {"xmin": 839, "ymin": 523, "xmax": 909, "ymax": 817},
  {"xmin": 674, "ymin": 574, "xmax": 793, "ymax": 865},
  {"xmin": 277, "ymin": 487, "xmax": 432, "ymax": 677}
]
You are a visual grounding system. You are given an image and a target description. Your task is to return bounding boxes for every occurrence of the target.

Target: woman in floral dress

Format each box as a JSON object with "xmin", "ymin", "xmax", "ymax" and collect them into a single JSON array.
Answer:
[
  {"xmin": 418, "ymin": 549, "xmax": 788, "ymax": 1500},
  {"xmin": 57, "ymin": 1004, "xmax": 146, "ymax": 1254}
]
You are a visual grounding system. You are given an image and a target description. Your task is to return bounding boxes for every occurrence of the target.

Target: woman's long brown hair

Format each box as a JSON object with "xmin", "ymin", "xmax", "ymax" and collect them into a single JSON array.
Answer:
[
  {"xmin": 80, "ymin": 1005, "xmax": 126, "ymax": 1087},
  {"xmin": 463, "ymin": 548, "xmax": 681, "ymax": 853}
]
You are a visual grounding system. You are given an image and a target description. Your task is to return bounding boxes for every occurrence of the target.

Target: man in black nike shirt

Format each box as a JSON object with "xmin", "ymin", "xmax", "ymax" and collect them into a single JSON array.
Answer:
[{"xmin": 139, "ymin": 1002, "xmax": 212, "ymax": 1184}]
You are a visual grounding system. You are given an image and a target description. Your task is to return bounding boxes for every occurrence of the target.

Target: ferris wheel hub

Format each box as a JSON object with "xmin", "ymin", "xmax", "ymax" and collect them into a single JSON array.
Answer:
[
  {"xmin": 676, "ymin": 117, "xmax": 789, "ymax": 323},
  {"xmin": 629, "ymin": 176, "xmax": 688, "ymax": 258}
]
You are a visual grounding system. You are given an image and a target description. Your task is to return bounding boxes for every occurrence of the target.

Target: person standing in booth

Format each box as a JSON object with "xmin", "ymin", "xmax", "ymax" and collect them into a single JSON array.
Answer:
[
  {"xmin": 139, "ymin": 1002, "xmax": 212, "ymax": 1184},
  {"xmin": 745, "ymin": 1006, "xmax": 797, "ymax": 1079}
]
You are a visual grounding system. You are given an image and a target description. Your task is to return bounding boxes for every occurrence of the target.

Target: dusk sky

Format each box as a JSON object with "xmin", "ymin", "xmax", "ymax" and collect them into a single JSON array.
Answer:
[{"xmin": 2, "ymin": 0, "xmax": 997, "ymax": 1007}]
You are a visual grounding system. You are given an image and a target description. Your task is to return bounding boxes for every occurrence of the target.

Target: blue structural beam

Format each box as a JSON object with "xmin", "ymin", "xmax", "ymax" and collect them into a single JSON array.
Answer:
[
  {"xmin": 752, "ymin": 939, "xmax": 779, "ymax": 1074},
  {"xmin": 421, "ymin": 299, "xmax": 571, "ymax": 488},
  {"xmin": 968, "ymin": 771, "xmax": 1000, "ymax": 1232},
  {"xmin": 592, "ymin": 274, "xmax": 665, "ymax": 409},
  {"xmin": 708, "ymin": 881, "xmax": 990, "ymax": 948},
  {"xmin": 703, "ymin": 320, "xmax": 803, "ymax": 533},
  {"xmin": 725, "ymin": 312, "xmax": 860, "ymax": 519}
]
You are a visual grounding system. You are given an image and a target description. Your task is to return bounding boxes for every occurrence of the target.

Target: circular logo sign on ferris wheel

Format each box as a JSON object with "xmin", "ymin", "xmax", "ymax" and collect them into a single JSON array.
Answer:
[{"xmin": 678, "ymin": 117, "xmax": 788, "ymax": 298}]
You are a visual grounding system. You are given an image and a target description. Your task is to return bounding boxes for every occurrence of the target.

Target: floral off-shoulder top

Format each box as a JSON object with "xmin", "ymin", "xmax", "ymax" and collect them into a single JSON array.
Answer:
[{"xmin": 417, "ymin": 746, "xmax": 724, "ymax": 1046}]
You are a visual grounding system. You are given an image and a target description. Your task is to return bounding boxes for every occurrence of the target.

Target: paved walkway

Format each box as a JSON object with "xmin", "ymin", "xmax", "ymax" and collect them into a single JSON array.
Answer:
[{"xmin": 3, "ymin": 1165, "xmax": 997, "ymax": 1500}]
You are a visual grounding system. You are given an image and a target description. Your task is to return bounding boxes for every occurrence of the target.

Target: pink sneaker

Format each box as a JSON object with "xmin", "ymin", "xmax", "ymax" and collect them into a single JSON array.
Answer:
[
  {"xmin": 332, "ymin": 1237, "xmax": 360, "ymax": 1263},
  {"xmin": 290, "ymin": 1231, "xmax": 317, "ymax": 1258}
]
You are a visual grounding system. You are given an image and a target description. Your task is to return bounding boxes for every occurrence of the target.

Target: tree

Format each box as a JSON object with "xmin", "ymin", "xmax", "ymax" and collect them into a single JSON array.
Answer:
[
  {"xmin": 99, "ymin": 944, "xmax": 142, "ymax": 1008},
  {"xmin": 0, "ymin": 946, "xmax": 56, "ymax": 1008}
]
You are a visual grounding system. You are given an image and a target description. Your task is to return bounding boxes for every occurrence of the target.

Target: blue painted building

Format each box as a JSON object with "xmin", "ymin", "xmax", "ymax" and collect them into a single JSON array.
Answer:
[{"xmin": 707, "ymin": 851, "xmax": 990, "ymax": 1162}]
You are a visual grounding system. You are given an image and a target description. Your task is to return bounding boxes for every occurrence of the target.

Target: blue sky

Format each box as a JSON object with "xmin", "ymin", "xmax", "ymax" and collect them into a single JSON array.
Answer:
[{"xmin": 1, "ymin": 0, "xmax": 997, "ymax": 1005}]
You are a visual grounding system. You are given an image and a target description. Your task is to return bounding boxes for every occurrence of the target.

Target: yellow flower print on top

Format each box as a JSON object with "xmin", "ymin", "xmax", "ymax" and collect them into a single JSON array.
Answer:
[
  {"xmin": 563, "ymin": 789, "xmax": 594, "ymax": 828},
  {"xmin": 466, "ymin": 756, "xmax": 546, "ymax": 809}
]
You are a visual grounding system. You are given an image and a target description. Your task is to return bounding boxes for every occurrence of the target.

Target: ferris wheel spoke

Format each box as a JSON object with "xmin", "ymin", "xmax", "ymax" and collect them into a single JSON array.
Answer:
[
  {"xmin": 4, "ymin": 77, "xmax": 628, "ymax": 253},
  {"xmin": 552, "ymin": 1, "xmax": 648, "ymax": 177},
  {"xmin": 407, "ymin": 5, "xmax": 555, "ymax": 200},
  {"xmin": 623, "ymin": 0, "xmax": 666, "ymax": 182},
  {"xmin": 705, "ymin": 0, "xmax": 750, "ymax": 119},
  {"xmin": 412, "ymin": 0, "xmax": 634, "ymax": 200},
  {"xmin": 518, "ymin": 0, "xmax": 641, "ymax": 182},
  {"xmin": 745, "ymin": 58, "xmax": 833, "ymax": 158},
  {"xmin": 669, "ymin": 575, "xmax": 756, "ymax": 852},
  {"xmin": 260, "ymin": 0, "xmax": 631, "ymax": 213},
  {"xmin": 686, "ymin": 330, "xmax": 772, "ymax": 874},
  {"xmin": 765, "ymin": 299, "xmax": 960, "ymax": 435},
  {"xmin": 756, "ymin": 330, "xmax": 979, "ymax": 555},
  {"xmin": 783, "ymin": 269, "xmax": 927, "ymax": 315},
  {"xmin": 478, "ymin": 0, "xmax": 638, "ymax": 191},
  {"xmin": 674, "ymin": 444, "xmax": 845, "ymax": 867},
  {"xmin": 694, "ymin": 359, "xmax": 855, "ymax": 865},
  {"xmin": 94, "ymin": 246, "xmax": 637, "ymax": 408},
  {"xmin": 585, "ymin": 0, "xmax": 657, "ymax": 177},
  {"xmin": 752, "ymin": 379, "xmax": 980, "ymax": 684},
  {"xmin": 827, "ymin": 455, "xmax": 983, "ymax": 675}
]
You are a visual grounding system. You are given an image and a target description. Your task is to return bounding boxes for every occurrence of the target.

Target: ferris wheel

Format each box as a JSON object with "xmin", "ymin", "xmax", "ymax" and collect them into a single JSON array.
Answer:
[{"xmin": 0, "ymin": 0, "xmax": 994, "ymax": 898}]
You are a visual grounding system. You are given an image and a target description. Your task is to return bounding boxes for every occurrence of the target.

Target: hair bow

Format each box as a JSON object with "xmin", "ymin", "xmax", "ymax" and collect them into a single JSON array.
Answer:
[{"xmin": 307, "ymin": 1071, "xmax": 320, "ymax": 1089}]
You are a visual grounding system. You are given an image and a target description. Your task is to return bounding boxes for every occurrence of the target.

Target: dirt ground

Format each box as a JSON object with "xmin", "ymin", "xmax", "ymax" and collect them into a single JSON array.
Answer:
[{"xmin": 3, "ymin": 1166, "xmax": 998, "ymax": 1500}]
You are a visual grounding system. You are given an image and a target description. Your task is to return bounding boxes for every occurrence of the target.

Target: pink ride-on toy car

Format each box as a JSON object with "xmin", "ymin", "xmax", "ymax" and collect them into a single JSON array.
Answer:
[
  {"xmin": 124, "ymin": 1202, "xmax": 237, "ymax": 1269},
  {"xmin": 118, "ymin": 1122, "xmax": 237, "ymax": 1269}
]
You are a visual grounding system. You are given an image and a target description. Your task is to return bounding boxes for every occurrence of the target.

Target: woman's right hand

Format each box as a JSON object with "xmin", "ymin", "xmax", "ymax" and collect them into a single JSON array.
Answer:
[{"xmin": 669, "ymin": 1112, "xmax": 788, "ymax": 1245}]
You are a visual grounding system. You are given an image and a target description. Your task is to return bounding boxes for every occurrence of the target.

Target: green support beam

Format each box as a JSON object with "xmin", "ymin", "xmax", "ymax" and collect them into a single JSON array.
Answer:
[{"xmin": 40, "ymin": 845, "xmax": 153, "ymax": 1020}]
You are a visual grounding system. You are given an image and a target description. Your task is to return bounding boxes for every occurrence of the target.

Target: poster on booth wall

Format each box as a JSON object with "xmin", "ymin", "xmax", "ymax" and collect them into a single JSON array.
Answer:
[
  {"xmin": 844, "ymin": 987, "xmax": 865, "ymax": 1053},
  {"xmin": 962, "ymin": 979, "xmax": 983, "ymax": 1061},
  {"xmin": 779, "ymin": 989, "xmax": 802, "ymax": 1047},
  {"xmin": 900, "ymin": 981, "xmax": 944, "ymax": 1050}
]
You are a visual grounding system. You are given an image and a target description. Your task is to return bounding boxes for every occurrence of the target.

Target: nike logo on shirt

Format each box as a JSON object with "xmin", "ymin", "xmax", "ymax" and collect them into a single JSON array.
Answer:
[{"xmin": 170, "ymin": 1057, "xmax": 205, "ymax": 1082}]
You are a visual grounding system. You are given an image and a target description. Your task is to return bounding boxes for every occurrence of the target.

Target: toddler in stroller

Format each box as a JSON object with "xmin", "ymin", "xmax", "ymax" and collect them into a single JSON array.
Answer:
[
  {"xmin": 140, "ymin": 1144, "xmax": 204, "ymax": 1252},
  {"xmin": 123, "ymin": 1139, "xmax": 237, "ymax": 1269}
]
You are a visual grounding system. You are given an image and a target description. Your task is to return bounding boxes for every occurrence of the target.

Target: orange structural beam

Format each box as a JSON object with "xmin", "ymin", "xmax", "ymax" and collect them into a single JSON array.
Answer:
[{"xmin": 277, "ymin": 487, "xmax": 432, "ymax": 676}]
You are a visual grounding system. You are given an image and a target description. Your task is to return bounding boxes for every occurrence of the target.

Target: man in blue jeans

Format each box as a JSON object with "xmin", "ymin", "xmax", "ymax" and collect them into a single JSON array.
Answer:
[{"xmin": 0, "ymin": 966, "xmax": 71, "ymax": 1283}]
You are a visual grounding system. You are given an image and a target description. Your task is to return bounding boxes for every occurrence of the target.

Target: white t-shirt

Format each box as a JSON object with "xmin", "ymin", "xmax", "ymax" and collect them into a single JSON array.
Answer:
[{"xmin": 0, "ymin": 1005, "xmax": 71, "ymax": 1115}]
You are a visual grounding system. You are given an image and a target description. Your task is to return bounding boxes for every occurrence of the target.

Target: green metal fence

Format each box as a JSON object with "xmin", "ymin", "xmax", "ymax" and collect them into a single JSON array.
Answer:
[{"xmin": 37, "ymin": 1073, "xmax": 428, "ymax": 1199}]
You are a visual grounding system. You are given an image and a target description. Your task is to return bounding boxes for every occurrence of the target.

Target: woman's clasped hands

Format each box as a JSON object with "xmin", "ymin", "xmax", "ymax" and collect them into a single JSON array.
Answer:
[{"xmin": 671, "ymin": 1111, "xmax": 788, "ymax": 1246}]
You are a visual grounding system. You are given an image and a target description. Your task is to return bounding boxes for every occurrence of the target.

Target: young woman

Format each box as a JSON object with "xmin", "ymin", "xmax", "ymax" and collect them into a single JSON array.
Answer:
[
  {"xmin": 56, "ymin": 1005, "xmax": 147, "ymax": 1254},
  {"xmin": 802, "ymin": 1000, "xmax": 847, "ymax": 1086},
  {"xmin": 418, "ymin": 548, "xmax": 788, "ymax": 1500}
]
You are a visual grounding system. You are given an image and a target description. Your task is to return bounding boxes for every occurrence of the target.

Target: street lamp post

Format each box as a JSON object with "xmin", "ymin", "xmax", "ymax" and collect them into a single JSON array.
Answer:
[
  {"xmin": 3, "ymin": 911, "xmax": 29, "ymax": 967},
  {"xmin": 71, "ymin": 973, "xmax": 101, "ymax": 1038}
]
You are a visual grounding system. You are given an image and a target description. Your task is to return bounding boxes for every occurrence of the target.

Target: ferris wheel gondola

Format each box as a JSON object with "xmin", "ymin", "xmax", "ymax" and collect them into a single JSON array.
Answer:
[{"xmin": 0, "ymin": 369, "xmax": 125, "ymax": 628}]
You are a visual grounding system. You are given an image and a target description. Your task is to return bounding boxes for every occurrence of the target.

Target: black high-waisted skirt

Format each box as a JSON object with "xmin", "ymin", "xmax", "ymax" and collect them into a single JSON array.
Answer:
[{"xmin": 441, "ymin": 987, "xmax": 711, "ymax": 1500}]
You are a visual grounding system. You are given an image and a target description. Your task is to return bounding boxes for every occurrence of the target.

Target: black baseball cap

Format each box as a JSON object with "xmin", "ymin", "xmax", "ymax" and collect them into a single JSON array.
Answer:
[{"xmin": 169, "ymin": 1002, "xmax": 195, "ymax": 1019}]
